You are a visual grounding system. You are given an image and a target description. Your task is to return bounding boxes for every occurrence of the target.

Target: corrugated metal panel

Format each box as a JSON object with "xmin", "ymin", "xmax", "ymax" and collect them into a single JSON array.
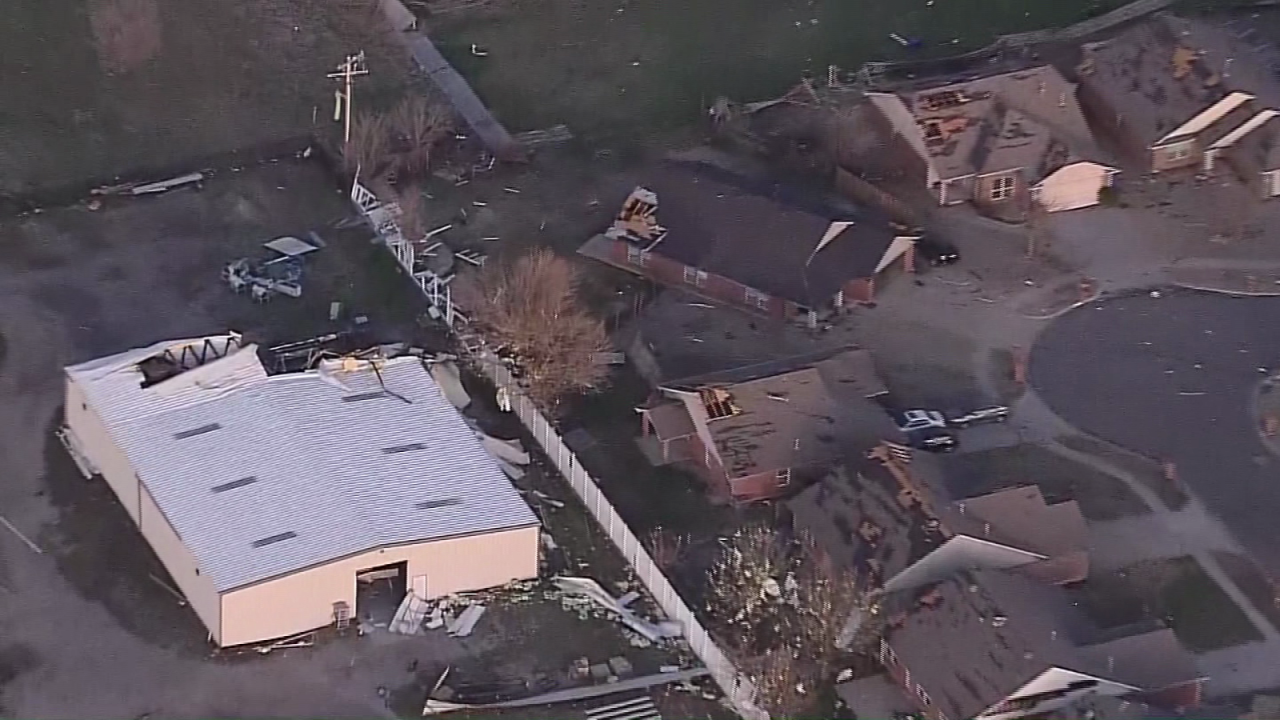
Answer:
[{"xmin": 66, "ymin": 341, "xmax": 539, "ymax": 592}]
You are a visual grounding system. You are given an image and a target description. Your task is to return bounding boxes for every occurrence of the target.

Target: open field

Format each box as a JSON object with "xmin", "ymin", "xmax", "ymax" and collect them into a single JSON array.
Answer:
[
  {"xmin": 0, "ymin": 0, "xmax": 409, "ymax": 195},
  {"xmin": 428, "ymin": 0, "xmax": 1127, "ymax": 146}
]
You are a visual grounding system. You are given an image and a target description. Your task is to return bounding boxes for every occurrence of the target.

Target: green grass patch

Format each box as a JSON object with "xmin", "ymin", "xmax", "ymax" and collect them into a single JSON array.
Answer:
[{"xmin": 431, "ymin": 0, "xmax": 1128, "ymax": 143}]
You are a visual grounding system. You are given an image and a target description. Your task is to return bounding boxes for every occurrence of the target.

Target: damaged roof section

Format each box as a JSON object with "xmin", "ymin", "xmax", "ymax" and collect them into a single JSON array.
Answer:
[
  {"xmin": 1080, "ymin": 13, "xmax": 1280, "ymax": 147},
  {"xmin": 895, "ymin": 65, "xmax": 1101, "ymax": 182},
  {"xmin": 882, "ymin": 567, "xmax": 1203, "ymax": 720},
  {"xmin": 791, "ymin": 451, "xmax": 1090, "ymax": 593},
  {"xmin": 659, "ymin": 347, "xmax": 894, "ymax": 478}
]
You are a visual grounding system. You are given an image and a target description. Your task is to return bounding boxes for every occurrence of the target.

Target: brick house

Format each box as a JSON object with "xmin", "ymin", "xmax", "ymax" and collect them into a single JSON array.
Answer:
[
  {"xmin": 866, "ymin": 65, "xmax": 1118, "ymax": 215},
  {"xmin": 790, "ymin": 448, "xmax": 1091, "ymax": 601},
  {"xmin": 1078, "ymin": 13, "xmax": 1280, "ymax": 191},
  {"xmin": 875, "ymin": 568, "xmax": 1205, "ymax": 720},
  {"xmin": 577, "ymin": 161, "xmax": 916, "ymax": 322},
  {"xmin": 816, "ymin": 446, "xmax": 1205, "ymax": 720},
  {"xmin": 636, "ymin": 347, "xmax": 893, "ymax": 503}
]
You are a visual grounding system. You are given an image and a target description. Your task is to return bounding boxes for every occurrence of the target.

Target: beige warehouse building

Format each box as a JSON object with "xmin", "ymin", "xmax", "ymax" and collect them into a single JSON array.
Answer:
[{"xmin": 62, "ymin": 333, "xmax": 540, "ymax": 647}]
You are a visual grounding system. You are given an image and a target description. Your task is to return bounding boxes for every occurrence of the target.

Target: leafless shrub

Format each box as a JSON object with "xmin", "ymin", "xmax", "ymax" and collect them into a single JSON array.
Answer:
[
  {"xmin": 89, "ymin": 0, "xmax": 162, "ymax": 74},
  {"xmin": 456, "ymin": 249, "xmax": 611, "ymax": 409},
  {"xmin": 706, "ymin": 525, "xmax": 870, "ymax": 718},
  {"xmin": 393, "ymin": 185, "xmax": 427, "ymax": 242},
  {"xmin": 342, "ymin": 112, "xmax": 392, "ymax": 180},
  {"xmin": 389, "ymin": 96, "xmax": 454, "ymax": 180},
  {"xmin": 648, "ymin": 527, "xmax": 690, "ymax": 570}
]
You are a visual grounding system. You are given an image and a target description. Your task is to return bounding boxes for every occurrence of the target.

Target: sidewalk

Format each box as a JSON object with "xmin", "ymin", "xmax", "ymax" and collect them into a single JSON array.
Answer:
[{"xmin": 1169, "ymin": 260, "xmax": 1280, "ymax": 297}]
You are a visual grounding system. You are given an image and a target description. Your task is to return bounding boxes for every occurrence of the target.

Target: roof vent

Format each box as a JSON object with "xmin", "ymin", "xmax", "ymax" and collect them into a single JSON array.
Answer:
[
  {"xmin": 416, "ymin": 498, "xmax": 463, "ymax": 509},
  {"xmin": 212, "ymin": 476, "xmax": 258, "ymax": 493},
  {"xmin": 991, "ymin": 615, "xmax": 1007, "ymax": 628},
  {"xmin": 343, "ymin": 391, "xmax": 388, "ymax": 403},
  {"xmin": 173, "ymin": 422, "xmax": 222, "ymax": 440},
  {"xmin": 382, "ymin": 442, "xmax": 427, "ymax": 454},
  {"xmin": 251, "ymin": 531, "xmax": 298, "ymax": 548}
]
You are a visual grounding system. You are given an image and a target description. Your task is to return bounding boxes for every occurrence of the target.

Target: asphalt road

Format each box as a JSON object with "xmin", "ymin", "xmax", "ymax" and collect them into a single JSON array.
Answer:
[{"xmin": 1030, "ymin": 288, "xmax": 1280, "ymax": 574}]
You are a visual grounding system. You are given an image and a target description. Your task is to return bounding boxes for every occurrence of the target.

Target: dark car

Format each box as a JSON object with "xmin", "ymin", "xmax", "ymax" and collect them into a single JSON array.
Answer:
[{"xmin": 914, "ymin": 236, "xmax": 960, "ymax": 266}]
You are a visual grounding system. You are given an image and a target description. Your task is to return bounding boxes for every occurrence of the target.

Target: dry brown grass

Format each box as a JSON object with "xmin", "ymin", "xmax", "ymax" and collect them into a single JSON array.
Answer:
[
  {"xmin": 456, "ymin": 249, "xmax": 611, "ymax": 409},
  {"xmin": 88, "ymin": 0, "xmax": 162, "ymax": 74},
  {"xmin": 388, "ymin": 96, "xmax": 453, "ymax": 180}
]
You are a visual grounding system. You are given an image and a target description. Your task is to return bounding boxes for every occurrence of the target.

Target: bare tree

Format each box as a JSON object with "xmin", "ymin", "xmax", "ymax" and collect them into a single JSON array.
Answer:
[
  {"xmin": 342, "ymin": 112, "xmax": 393, "ymax": 181},
  {"xmin": 456, "ymin": 249, "xmax": 612, "ymax": 409},
  {"xmin": 389, "ymin": 96, "xmax": 453, "ymax": 180},
  {"xmin": 89, "ymin": 0, "xmax": 162, "ymax": 74},
  {"xmin": 706, "ymin": 525, "xmax": 869, "ymax": 718},
  {"xmin": 648, "ymin": 527, "xmax": 690, "ymax": 571}
]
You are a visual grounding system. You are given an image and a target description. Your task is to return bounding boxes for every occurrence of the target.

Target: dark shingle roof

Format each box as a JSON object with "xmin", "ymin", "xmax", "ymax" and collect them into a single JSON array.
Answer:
[{"xmin": 639, "ymin": 161, "xmax": 898, "ymax": 307}]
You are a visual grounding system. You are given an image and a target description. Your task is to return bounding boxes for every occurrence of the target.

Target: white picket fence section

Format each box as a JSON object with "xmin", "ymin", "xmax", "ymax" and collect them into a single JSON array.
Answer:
[{"xmin": 348, "ymin": 182, "xmax": 767, "ymax": 720}]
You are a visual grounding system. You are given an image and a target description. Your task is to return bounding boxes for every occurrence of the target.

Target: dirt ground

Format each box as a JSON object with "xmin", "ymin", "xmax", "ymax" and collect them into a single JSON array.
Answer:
[
  {"xmin": 425, "ymin": 0, "xmax": 1126, "ymax": 147},
  {"xmin": 0, "ymin": 160, "xmax": 681, "ymax": 718},
  {"xmin": 1072, "ymin": 556, "xmax": 1263, "ymax": 653},
  {"xmin": 0, "ymin": 0, "xmax": 409, "ymax": 196},
  {"xmin": 943, "ymin": 442, "xmax": 1150, "ymax": 521}
]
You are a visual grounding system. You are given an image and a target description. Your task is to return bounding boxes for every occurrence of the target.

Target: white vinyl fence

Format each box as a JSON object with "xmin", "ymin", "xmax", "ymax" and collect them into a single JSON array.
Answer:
[{"xmin": 349, "ymin": 182, "xmax": 767, "ymax": 720}]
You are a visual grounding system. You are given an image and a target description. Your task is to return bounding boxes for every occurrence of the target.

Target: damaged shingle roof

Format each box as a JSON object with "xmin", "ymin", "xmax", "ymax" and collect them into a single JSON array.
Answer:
[
  {"xmin": 1080, "ymin": 13, "xmax": 1280, "ymax": 147},
  {"xmin": 899, "ymin": 64, "xmax": 1102, "ymax": 181},
  {"xmin": 661, "ymin": 347, "xmax": 895, "ymax": 478}
]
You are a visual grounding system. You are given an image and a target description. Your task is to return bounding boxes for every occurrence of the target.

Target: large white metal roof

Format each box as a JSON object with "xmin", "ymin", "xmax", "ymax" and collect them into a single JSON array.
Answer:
[{"xmin": 66, "ymin": 334, "xmax": 539, "ymax": 592}]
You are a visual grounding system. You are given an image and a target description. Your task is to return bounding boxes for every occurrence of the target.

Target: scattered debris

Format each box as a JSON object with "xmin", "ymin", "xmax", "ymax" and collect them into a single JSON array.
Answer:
[
  {"xmin": 532, "ymin": 489, "xmax": 565, "ymax": 508},
  {"xmin": 427, "ymin": 360, "xmax": 472, "ymax": 410},
  {"xmin": 131, "ymin": 172, "xmax": 205, "ymax": 196},
  {"xmin": 255, "ymin": 630, "xmax": 316, "ymax": 654},
  {"xmin": 390, "ymin": 591, "xmax": 433, "ymax": 635},
  {"xmin": 499, "ymin": 460, "xmax": 526, "ymax": 480},
  {"xmin": 147, "ymin": 573, "xmax": 188, "ymax": 606},
  {"xmin": 479, "ymin": 433, "xmax": 531, "ymax": 465},
  {"xmin": 447, "ymin": 603, "xmax": 487, "ymax": 637},
  {"xmin": 0, "ymin": 515, "xmax": 42, "ymax": 554},
  {"xmin": 553, "ymin": 576, "xmax": 682, "ymax": 644},
  {"xmin": 514, "ymin": 124, "xmax": 574, "ymax": 149}
]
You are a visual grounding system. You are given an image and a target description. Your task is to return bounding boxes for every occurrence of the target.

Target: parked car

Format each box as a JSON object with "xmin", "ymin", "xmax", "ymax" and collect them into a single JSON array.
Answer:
[
  {"xmin": 914, "ymin": 236, "xmax": 960, "ymax": 266},
  {"xmin": 897, "ymin": 409, "xmax": 948, "ymax": 433},
  {"xmin": 948, "ymin": 405, "xmax": 1010, "ymax": 428}
]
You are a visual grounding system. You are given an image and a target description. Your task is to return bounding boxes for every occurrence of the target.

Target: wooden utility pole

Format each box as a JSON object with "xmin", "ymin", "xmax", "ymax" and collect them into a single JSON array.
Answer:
[{"xmin": 328, "ymin": 51, "xmax": 369, "ymax": 147}]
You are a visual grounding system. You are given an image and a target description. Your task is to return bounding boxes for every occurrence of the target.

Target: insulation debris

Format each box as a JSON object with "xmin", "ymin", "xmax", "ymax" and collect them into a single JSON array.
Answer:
[
  {"xmin": 447, "ymin": 603, "xmax": 487, "ymax": 637},
  {"xmin": 553, "ymin": 576, "xmax": 682, "ymax": 644},
  {"xmin": 428, "ymin": 360, "xmax": 472, "ymax": 410},
  {"xmin": 479, "ymin": 434, "xmax": 530, "ymax": 465},
  {"xmin": 390, "ymin": 591, "xmax": 433, "ymax": 635}
]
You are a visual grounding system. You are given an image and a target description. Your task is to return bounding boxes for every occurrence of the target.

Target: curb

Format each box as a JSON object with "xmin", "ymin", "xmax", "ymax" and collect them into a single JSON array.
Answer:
[
  {"xmin": 1018, "ymin": 290, "xmax": 1101, "ymax": 321},
  {"xmin": 1170, "ymin": 281, "xmax": 1280, "ymax": 298}
]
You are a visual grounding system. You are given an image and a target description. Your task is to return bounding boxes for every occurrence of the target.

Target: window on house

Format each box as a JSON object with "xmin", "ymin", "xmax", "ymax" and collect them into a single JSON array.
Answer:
[
  {"xmin": 744, "ymin": 287, "xmax": 770, "ymax": 310},
  {"xmin": 683, "ymin": 266, "xmax": 707, "ymax": 287},
  {"xmin": 990, "ymin": 175, "xmax": 1016, "ymax": 201},
  {"xmin": 776, "ymin": 468, "xmax": 792, "ymax": 487},
  {"xmin": 879, "ymin": 638, "xmax": 898, "ymax": 666},
  {"xmin": 626, "ymin": 245, "xmax": 650, "ymax": 267},
  {"xmin": 915, "ymin": 684, "xmax": 932, "ymax": 706}
]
